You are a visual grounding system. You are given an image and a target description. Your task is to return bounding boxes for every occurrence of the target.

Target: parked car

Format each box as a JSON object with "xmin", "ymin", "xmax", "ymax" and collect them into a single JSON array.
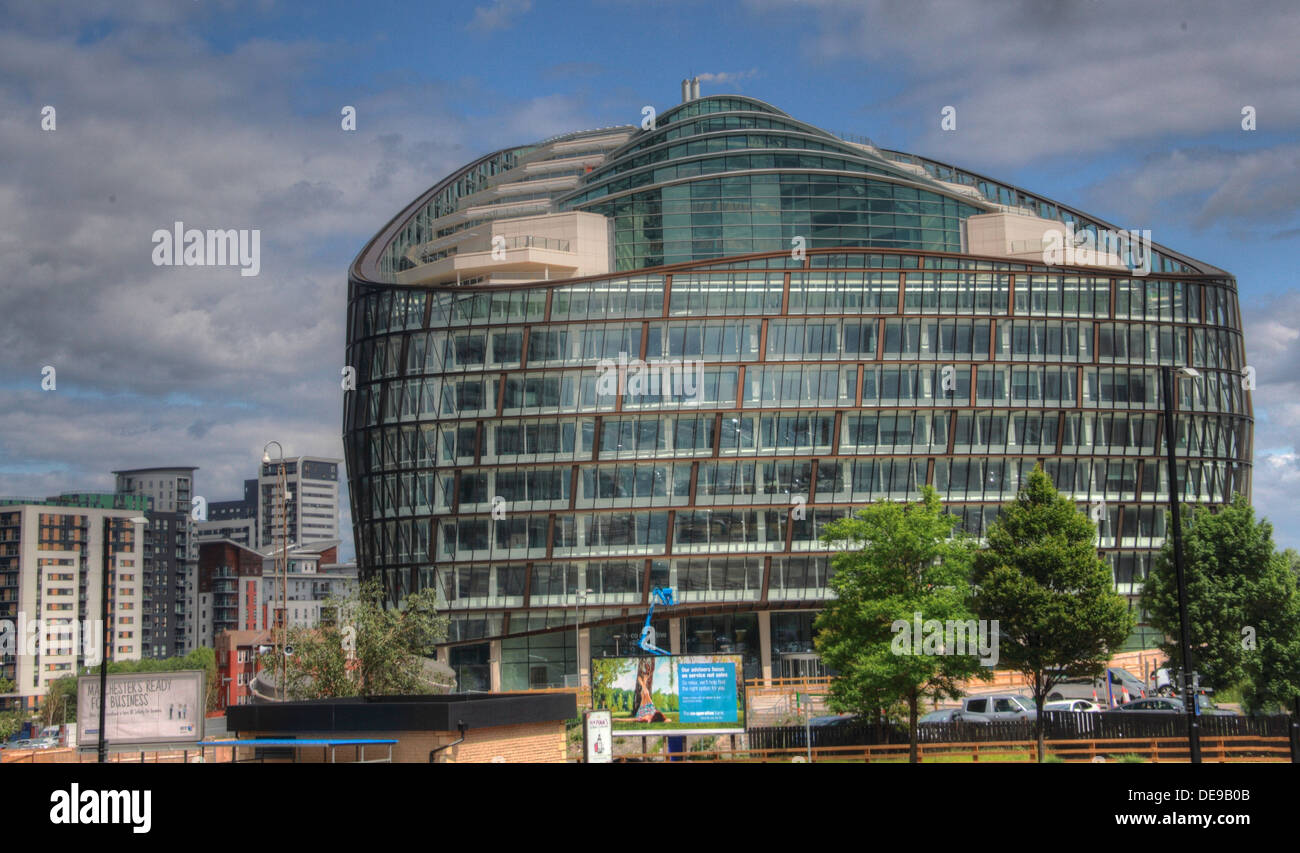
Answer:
[
  {"xmin": 1199, "ymin": 698, "xmax": 1239, "ymax": 716},
  {"xmin": 807, "ymin": 714, "xmax": 859, "ymax": 728},
  {"xmin": 961, "ymin": 694, "xmax": 1037, "ymax": 721},
  {"xmin": 1113, "ymin": 697, "xmax": 1183, "ymax": 713},
  {"xmin": 919, "ymin": 708, "xmax": 991, "ymax": 725},
  {"xmin": 1109, "ymin": 695, "xmax": 1237, "ymax": 716},
  {"xmin": 1047, "ymin": 667, "xmax": 1148, "ymax": 705},
  {"xmin": 920, "ymin": 709, "xmax": 957, "ymax": 724},
  {"xmin": 1044, "ymin": 699, "xmax": 1102, "ymax": 713}
]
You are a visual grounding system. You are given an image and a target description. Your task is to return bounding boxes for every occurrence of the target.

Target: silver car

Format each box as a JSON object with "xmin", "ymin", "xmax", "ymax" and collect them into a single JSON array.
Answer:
[
  {"xmin": 962, "ymin": 694, "xmax": 1037, "ymax": 721},
  {"xmin": 919, "ymin": 708, "xmax": 991, "ymax": 724}
]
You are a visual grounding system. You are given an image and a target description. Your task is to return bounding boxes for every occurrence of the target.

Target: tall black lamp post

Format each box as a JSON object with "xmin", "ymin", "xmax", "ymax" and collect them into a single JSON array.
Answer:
[
  {"xmin": 99, "ymin": 514, "xmax": 148, "ymax": 763},
  {"xmin": 263, "ymin": 441, "xmax": 289, "ymax": 696},
  {"xmin": 1161, "ymin": 364, "xmax": 1202, "ymax": 764}
]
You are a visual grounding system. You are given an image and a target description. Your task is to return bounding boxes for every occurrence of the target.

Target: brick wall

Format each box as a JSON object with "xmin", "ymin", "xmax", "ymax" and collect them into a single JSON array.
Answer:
[
  {"xmin": 443, "ymin": 722, "xmax": 566, "ymax": 764},
  {"xmin": 233, "ymin": 732, "xmax": 444, "ymax": 764}
]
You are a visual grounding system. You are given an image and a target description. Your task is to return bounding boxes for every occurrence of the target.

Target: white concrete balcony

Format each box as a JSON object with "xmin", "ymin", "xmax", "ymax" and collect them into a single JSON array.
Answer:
[{"xmin": 397, "ymin": 211, "xmax": 611, "ymax": 286}]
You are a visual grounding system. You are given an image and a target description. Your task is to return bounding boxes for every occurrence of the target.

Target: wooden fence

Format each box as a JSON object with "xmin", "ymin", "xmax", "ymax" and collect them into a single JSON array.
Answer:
[
  {"xmin": 614, "ymin": 734, "xmax": 1291, "ymax": 763},
  {"xmin": 2, "ymin": 745, "xmax": 232, "ymax": 764}
]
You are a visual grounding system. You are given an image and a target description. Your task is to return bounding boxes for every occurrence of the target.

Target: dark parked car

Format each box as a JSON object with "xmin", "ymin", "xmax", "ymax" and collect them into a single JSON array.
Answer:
[
  {"xmin": 1111, "ymin": 695, "xmax": 1237, "ymax": 716},
  {"xmin": 808, "ymin": 714, "xmax": 860, "ymax": 727},
  {"xmin": 1113, "ymin": 697, "xmax": 1184, "ymax": 713}
]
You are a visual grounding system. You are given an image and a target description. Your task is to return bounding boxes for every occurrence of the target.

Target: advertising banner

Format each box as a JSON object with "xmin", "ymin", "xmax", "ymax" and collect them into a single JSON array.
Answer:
[
  {"xmin": 678, "ymin": 661, "xmax": 738, "ymax": 723},
  {"xmin": 590, "ymin": 654, "xmax": 745, "ymax": 735},
  {"xmin": 584, "ymin": 710, "xmax": 613, "ymax": 763},
  {"xmin": 78, "ymin": 670, "xmax": 205, "ymax": 746}
]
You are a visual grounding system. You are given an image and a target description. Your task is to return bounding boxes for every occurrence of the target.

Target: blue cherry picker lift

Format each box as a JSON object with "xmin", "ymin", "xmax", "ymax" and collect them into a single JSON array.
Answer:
[
  {"xmin": 638, "ymin": 586, "xmax": 675, "ymax": 654},
  {"xmin": 632, "ymin": 587, "xmax": 675, "ymax": 722}
]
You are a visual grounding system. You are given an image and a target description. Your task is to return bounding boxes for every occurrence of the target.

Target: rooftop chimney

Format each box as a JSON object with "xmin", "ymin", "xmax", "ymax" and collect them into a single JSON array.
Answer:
[
  {"xmin": 691, "ymin": 76, "xmax": 701, "ymax": 100},
  {"xmin": 681, "ymin": 79, "xmax": 691, "ymax": 103}
]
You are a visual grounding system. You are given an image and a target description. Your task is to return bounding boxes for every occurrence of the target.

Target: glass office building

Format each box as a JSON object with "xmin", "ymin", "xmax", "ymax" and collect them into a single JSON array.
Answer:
[{"xmin": 344, "ymin": 90, "xmax": 1250, "ymax": 690}]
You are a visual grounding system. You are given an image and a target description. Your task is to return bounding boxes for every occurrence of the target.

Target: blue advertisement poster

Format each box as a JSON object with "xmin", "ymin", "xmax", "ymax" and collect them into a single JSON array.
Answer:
[
  {"xmin": 592, "ymin": 653, "xmax": 746, "ymax": 733},
  {"xmin": 678, "ymin": 661, "xmax": 738, "ymax": 723}
]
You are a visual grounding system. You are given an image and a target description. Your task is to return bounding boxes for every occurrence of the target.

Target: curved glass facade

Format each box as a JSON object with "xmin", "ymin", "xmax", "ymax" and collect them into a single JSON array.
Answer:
[
  {"xmin": 345, "ymin": 94, "xmax": 1251, "ymax": 688},
  {"xmin": 574, "ymin": 172, "xmax": 983, "ymax": 269}
]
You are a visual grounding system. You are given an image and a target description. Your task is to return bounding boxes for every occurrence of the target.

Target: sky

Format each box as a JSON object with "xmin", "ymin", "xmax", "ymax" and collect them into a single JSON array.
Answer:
[{"xmin": 2, "ymin": 0, "xmax": 1298, "ymax": 558}]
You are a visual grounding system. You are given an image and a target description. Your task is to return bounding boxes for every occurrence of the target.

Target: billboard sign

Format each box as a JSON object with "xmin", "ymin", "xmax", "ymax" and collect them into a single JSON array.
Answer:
[
  {"xmin": 590, "ymin": 654, "xmax": 745, "ymax": 735},
  {"xmin": 584, "ymin": 710, "xmax": 613, "ymax": 763},
  {"xmin": 78, "ymin": 670, "xmax": 205, "ymax": 746}
]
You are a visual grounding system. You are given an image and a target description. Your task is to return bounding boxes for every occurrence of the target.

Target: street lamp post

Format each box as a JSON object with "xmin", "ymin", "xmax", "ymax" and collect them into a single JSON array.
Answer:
[
  {"xmin": 262, "ymin": 441, "xmax": 288, "ymax": 698},
  {"xmin": 574, "ymin": 588, "xmax": 592, "ymax": 686},
  {"xmin": 99, "ymin": 514, "xmax": 148, "ymax": 763},
  {"xmin": 1161, "ymin": 365, "xmax": 1202, "ymax": 764}
]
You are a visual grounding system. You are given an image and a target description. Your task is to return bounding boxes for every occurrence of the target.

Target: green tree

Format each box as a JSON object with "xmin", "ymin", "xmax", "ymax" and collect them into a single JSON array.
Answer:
[
  {"xmin": 1140, "ymin": 494, "xmax": 1300, "ymax": 712},
  {"xmin": 0, "ymin": 712, "xmax": 21, "ymax": 741},
  {"xmin": 971, "ymin": 466, "xmax": 1132, "ymax": 761},
  {"xmin": 1245, "ymin": 592, "xmax": 1300, "ymax": 715},
  {"xmin": 266, "ymin": 577, "xmax": 452, "ymax": 699},
  {"xmin": 1283, "ymin": 548, "xmax": 1300, "ymax": 582},
  {"xmin": 39, "ymin": 675, "xmax": 78, "ymax": 729},
  {"xmin": 280, "ymin": 618, "xmax": 355, "ymax": 700},
  {"xmin": 814, "ymin": 486, "xmax": 988, "ymax": 763},
  {"xmin": 0, "ymin": 677, "xmax": 25, "ymax": 741},
  {"xmin": 1261, "ymin": 547, "xmax": 1300, "ymax": 714}
]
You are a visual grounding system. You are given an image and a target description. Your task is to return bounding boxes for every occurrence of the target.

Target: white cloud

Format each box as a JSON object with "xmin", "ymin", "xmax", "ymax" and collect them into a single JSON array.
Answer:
[
  {"xmin": 1242, "ymin": 294, "xmax": 1300, "ymax": 452},
  {"xmin": 695, "ymin": 69, "xmax": 760, "ymax": 86},
  {"xmin": 1239, "ymin": 294, "xmax": 1300, "ymax": 548},
  {"xmin": 1251, "ymin": 452, "xmax": 1300, "ymax": 550},
  {"xmin": 1082, "ymin": 145, "xmax": 1300, "ymax": 234},
  {"xmin": 467, "ymin": 0, "xmax": 533, "ymax": 33},
  {"xmin": 745, "ymin": 0, "xmax": 1300, "ymax": 165},
  {"xmin": 0, "ymin": 6, "xmax": 605, "ymax": 562}
]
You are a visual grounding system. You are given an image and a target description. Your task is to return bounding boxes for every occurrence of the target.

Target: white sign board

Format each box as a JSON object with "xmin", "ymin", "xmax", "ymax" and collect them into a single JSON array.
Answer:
[
  {"xmin": 584, "ymin": 710, "xmax": 612, "ymax": 764},
  {"xmin": 78, "ymin": 670, "xmax": 205, "ymax": 746}
]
